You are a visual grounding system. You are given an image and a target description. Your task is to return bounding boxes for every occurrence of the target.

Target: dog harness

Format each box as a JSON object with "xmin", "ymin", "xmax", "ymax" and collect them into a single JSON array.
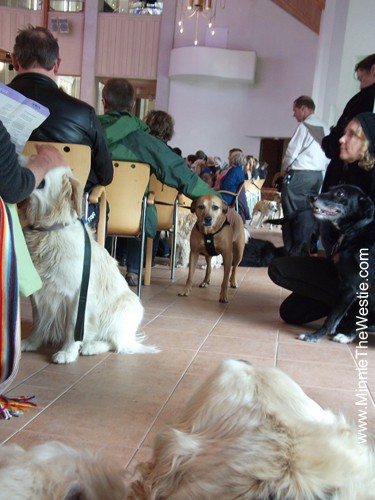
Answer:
[{"xmin": 198, "ymin": 219, "xmax": 230, "ymax": 256}]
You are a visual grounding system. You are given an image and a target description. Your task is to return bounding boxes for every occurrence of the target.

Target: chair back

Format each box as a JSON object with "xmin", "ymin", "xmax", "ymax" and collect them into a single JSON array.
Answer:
[
  {"xmin": 106, "ymin": 161, "xmax": 151, "ymax": 236},
  {"xmin": 22, "ymin": 141, "xmax": 91, "ymax": 198},
  {"xmin": 143, "ymin": 175, "xmax": 179, "ymax": 287},
  {"xmin": 219, "ymin": 181, "xmax": 245, "ymax": 211},
  {"xmin": 178, "ymin": 194, "xmax": 192, "ymax": 210},
  {"xmin": 149, "ymin": 174, "xmax": 179, "ymax": 230}
]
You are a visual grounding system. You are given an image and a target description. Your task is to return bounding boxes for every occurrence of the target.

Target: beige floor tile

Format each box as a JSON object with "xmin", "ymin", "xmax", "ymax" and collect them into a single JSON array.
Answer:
[{"xmin": 6, "ymin": 242, "xmax": 375, "ymax": 474}]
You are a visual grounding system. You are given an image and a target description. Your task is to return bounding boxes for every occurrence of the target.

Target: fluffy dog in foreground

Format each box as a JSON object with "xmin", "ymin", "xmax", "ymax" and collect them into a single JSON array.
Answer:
[
  {"xmin": 299, "ymin": 184, "xmax": 375, "ymax": 343},
  {"xmin": 0, "ymin": 441, "xmax": 128, "ymax": 499},
  {"xmin": 21, "ymin": 167, "xmax": 157, "ymax": 363},
  {"xmin": 178, "ymin": 195, "xmax": 245, "ymax": 303},
  {"xmin": 131, "ymin": 359, "xmax": 375, "ymax": 499}
]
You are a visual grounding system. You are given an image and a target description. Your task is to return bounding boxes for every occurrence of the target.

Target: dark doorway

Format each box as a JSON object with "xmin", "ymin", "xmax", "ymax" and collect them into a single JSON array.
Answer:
[{"xmin": 259, "ymin": 138, "xmax": 289, "ymax": 188}]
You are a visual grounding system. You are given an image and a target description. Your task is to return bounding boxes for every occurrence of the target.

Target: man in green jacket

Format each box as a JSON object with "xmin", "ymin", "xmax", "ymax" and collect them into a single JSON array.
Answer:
[{"xmin": 98, "ymin": 78, "xmax": 216, "ymax": 286}]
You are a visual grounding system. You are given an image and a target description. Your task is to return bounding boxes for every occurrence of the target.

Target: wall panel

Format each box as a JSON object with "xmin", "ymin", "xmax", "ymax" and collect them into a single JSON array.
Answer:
[{"xmin": 96, "ymin": 14, "xmax": 160, "ymax": 79}]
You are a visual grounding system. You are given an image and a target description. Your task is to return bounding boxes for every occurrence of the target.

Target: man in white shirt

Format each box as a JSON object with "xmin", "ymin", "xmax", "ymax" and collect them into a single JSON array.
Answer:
[{"xmin": 280, "ymin": 96, "xmax": 329, "ymax": 255}]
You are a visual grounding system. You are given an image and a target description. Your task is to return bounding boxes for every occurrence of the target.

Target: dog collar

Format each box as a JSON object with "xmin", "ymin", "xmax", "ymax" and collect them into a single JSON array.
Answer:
[
  {"xmin": 197, "ymin": 219, "xmax": 230, "ymax": 256},
  {"xmin": 25, "ymin": 219, "xmax": 79, "ymax": 232}
]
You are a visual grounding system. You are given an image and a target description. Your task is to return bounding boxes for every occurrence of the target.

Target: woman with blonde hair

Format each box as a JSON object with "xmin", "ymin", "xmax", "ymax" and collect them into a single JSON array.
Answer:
[{"xmin": 268, "ymin": 112, "xmax": 375, "ymax": 337}]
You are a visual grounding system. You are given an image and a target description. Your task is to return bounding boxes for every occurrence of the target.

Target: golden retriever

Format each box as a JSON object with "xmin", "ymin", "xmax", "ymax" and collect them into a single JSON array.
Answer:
[
  {"xmin": 0, "ymin": 441, "xmax": 128, "ymax": 499},
  {"xmin": 21, "ymin": 166, "xmax": 157, "ymax": 364},
  {"xmin": 178, "ymin": 194, "xmax": 245, "ymax": 303},
  {"xmin": 131, "ymin": 359, "xmax": 375, "ymax": 499}
]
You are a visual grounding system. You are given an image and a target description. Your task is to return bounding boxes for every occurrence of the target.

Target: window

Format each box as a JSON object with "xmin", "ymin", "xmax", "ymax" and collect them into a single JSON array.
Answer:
[
  {"xmin": 0, "ymin": 0, "xmax": 42, "ymax": 9},
  {"xmin": 102, "ymin": 1, "xmax": 163, "ymax": 14}
]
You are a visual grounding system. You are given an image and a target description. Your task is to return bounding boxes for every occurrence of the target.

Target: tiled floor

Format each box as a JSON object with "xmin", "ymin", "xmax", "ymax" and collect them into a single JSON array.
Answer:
[{"xmin": 1, "ymin": 228, "xmax": 374, "ymax": 472}]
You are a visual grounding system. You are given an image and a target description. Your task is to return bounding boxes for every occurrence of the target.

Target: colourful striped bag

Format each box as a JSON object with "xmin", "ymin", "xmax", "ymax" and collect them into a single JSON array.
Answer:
[{"xmin": 0, "ymin": 197, "xmax": 20, "ymax": 398}]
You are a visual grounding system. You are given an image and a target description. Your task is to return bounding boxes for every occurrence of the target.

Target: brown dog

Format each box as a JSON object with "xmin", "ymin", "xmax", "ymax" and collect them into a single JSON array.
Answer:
[{"xmin": 178, "ymin": 194, "xmax": 245, "ymax": 303}]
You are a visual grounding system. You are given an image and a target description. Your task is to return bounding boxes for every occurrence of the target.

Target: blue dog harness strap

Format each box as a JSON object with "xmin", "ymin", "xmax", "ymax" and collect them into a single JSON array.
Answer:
[{"xmin": 198, "ymin": 219, "xmax": 230, "ymax": 256}]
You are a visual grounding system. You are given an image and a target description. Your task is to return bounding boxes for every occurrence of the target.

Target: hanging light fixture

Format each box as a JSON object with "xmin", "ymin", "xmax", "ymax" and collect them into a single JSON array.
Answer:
[{"xmin": 178, "ymin": 0, "xmax": 226, "ymax": 46}]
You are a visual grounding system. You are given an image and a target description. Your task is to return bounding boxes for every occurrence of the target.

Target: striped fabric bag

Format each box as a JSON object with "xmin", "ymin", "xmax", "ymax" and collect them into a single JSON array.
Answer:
[{"xmin": 0, "ymin": 197, "xmax": 20, "ymax": 397}]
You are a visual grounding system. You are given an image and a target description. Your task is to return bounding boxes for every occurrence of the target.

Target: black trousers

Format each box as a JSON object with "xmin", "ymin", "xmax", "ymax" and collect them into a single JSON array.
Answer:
[
  {"xmin": 281, "ymin": 170, "xmax": 323, "ymax": 255},
  {"xmin": 268, "ymin": 256, "xmax": 339, "ymax": 325}
]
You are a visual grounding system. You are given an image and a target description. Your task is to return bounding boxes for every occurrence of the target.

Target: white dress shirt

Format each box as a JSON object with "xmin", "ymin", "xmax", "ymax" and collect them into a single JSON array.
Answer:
[{"xmin": 281, "ymin": 113, "xmax": 330, "ymax": 173}]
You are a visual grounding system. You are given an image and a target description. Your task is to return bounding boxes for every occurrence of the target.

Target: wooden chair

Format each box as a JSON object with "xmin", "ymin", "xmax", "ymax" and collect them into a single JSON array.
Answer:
[
  {"xmin": 219, "ymin": 182, "xmax": 245, "ymax": 212},
  {"xmin": 22, "ymin": 141, "xmax": 107, "ymax": 246},
  {"xmin": 104, "ymin": 160, "xmax": 151, "ymax": 297},
  {"xmin": 143, "ymin": 174, "xmax": 179, "ymax": 286}
]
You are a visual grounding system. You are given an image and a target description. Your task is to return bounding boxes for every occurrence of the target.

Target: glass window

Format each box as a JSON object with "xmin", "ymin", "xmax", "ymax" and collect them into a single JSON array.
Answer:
[
  {"xmin": 101, "ymin": 1, "xmax": 163, "ymax": 14},
  {"xmin": 56, "ymin": 75, "xmax": 81, "ymax": 99},
  {"xmin": 0, "ymin": 0, "xmax": 42, "ymax": 9},
  {"xmin": 49, "ymin": 0, "xmax": 84, "ymax": 12}
]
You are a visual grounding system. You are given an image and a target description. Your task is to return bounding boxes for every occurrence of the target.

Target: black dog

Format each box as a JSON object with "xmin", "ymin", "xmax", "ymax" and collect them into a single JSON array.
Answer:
[
  {"xmin": 299, "ymin": 185, "xmax": 375, "ymax": 343},
  {"xmin": 239, "ymin": 238, "xmax": 285, "ymax": 267},
  {"xmin": 265, "ymin": 208, "xmax": 320, "ymax": 256}
]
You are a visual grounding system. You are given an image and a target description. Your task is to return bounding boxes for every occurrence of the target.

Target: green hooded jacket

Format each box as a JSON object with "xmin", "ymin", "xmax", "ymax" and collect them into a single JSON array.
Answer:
[{"xmin": 98, "ymin": 111, "xmax": 217, "ymax": 237}]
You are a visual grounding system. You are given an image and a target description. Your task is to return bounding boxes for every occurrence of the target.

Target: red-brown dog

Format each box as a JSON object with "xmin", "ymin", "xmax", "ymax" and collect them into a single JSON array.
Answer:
[{"xmin": 178, "ymin": 194, "xmax": 245, "ymax": 303}]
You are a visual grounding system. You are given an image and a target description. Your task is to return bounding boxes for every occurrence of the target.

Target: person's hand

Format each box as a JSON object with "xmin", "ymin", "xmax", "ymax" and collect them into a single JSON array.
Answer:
[
  {"xmin": 26, "ymin": 144, "xmax": 68, "ymax": 188},
  {"xmin": 33, "ymin": 144, "xmax": 67, "ymax": 168}
]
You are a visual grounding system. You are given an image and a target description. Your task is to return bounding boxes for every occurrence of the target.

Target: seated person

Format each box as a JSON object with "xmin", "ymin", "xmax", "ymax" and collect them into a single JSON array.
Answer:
[
  {"xmin": 218, "ymin": 150, "xmax": 249, "ymax": 223},
  {"xmin": 98, "ymin": 79, "xmax": 217, "ymax": 286},
  {"xmin": 268, "ymin": 112, "xmax": 375, "ymax": 335}
]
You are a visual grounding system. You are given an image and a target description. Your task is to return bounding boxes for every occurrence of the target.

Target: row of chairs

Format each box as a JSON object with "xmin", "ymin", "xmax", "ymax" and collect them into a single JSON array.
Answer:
[{"xmin": 22, "ymin": 142, "xmax": 245, "ymax": 298}]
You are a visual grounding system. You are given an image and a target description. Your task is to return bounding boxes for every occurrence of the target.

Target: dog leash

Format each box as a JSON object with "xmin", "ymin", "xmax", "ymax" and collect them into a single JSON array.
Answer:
[
  {"xmin": 197, "ymin": 219, "xmax": 230, "ymax": 256},
  {"xmin": 74, "ymin": 219, "xmax": 92, "ymax": 342}
]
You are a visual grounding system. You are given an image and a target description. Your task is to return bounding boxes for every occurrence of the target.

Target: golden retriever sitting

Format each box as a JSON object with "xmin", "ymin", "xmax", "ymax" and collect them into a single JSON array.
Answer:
[
  {"xmin": 21, "ymin": 166, "xmax": 157, "ymax": 364},
  {"xmin": 131, "ymin": 359, "xmax": 375, "ymax": 499},
  {"xmin": 0, "ymin": 441, "xmax": 128, "ymax": 499},
  {"xmin": 178, "ymin": 195, "xmax": 245, "ymax": 303}
]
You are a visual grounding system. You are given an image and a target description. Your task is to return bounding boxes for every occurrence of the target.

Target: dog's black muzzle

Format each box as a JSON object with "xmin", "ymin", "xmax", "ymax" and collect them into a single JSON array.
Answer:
[{"xmin": 203, "ymin": 216, "xmax": 213, "ymax": 226}]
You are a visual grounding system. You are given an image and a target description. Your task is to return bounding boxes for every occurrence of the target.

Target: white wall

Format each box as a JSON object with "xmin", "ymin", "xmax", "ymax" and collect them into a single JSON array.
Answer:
[
  {"xmin": 166, "ymin": 0, "xmax": 319, "ymax": 160},
  {"xmin": 313, "ymin": 0, "xmax": 375, "ymax": 127}
]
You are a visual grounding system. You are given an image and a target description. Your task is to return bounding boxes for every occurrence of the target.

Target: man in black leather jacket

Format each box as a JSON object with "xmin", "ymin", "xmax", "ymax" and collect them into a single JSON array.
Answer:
[{"xmin": 9, "ymin": 26, "xmax": 113, "ymax": 195}]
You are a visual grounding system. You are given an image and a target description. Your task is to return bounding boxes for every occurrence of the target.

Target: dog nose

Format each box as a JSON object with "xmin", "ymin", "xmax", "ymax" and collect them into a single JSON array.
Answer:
[{"xmin": 204, "ymin": 216, "xmax": 213, "ymax": 225}]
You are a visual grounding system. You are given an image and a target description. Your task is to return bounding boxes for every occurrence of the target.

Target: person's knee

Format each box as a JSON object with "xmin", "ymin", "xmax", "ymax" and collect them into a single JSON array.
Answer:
[{"xmin": 268, "ymin": 257, "xmax": 285, "ymax": 285}]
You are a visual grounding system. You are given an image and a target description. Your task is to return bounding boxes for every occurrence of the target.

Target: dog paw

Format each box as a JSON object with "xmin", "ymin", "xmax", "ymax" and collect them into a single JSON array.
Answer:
[
  {"xmin": 298, "ymin": 333, "xmax": 320, "ymax": 343},
  {"xmin": 21, "ymin": 339, "xmax": 40, "ymax": 352},
  {"xmin": 52, "ymin": 345, "xmax": 80, "ymax": 364},
  {"xmin": 219, "ymin": 296, "xmax": 229, "ymax": 303},
  {"xmin": 332, "ymin": 333, "xmax": 355, "ymax": 344},
  {"xmin": 178, "ymin": 290, "xmax": 190, "ymax": 297},
  {"xmin": 199, "ymin": 281, "xmax": 210, "ymax": 288},
  {"xmin": 81, "ymin": 341, "xmax": 111, "ymax": 355},
  {"xmin": 230, "ymin": 281, "xmax": 238, "ymax": 289}
]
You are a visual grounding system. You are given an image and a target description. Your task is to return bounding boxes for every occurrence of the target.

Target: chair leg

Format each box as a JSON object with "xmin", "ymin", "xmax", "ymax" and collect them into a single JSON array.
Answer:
[
  {"xmin": 144, "ymin": 238, "xmax": 153, "ymax": 287},
  {"xmin": 137, "ymin": 195, "xmax": 148, "ymax": 297},
  {"xmin": 170, "ymin": 199, "xmax": 179, "ymax": 282}
]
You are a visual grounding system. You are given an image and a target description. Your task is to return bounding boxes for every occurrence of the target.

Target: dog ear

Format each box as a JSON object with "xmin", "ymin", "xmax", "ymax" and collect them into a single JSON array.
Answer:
[
  {"xmin": 70, "ymin": 177, "xmax": 83, "ymax": 217},
  {"xmin": 359, "ymin": 195, "xmax": 375, "ymax": 220},
  {"xmin": 191, "ymin": 199, "xmax": 197, "ymax": 213},
  {"xmin": 222, "ymin": 200, "xmax": 229, "ymax": 214}
]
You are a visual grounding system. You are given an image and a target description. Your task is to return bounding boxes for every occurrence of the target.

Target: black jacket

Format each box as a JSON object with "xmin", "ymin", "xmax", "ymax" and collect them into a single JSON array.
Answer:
[
  {"xmin": 9, "ymin": 73, "xmax": 113, "ymax": 192},
  {"xmin": 321, "ymin": 83, "xmax": 375, "ymax": 192}
]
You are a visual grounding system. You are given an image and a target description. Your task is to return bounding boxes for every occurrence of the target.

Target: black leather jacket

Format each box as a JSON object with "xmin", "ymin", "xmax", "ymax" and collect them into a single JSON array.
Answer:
[{"xmin": 9, "ymin": 73, "xmax": 113, "ymax": 192}]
